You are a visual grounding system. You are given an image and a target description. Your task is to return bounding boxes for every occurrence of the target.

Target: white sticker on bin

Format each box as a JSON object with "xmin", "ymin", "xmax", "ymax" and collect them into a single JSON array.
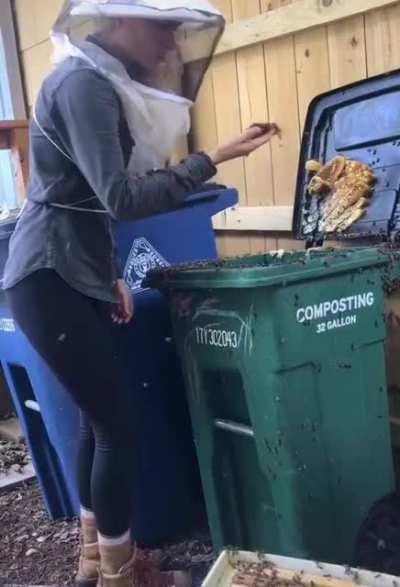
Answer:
[
  {"xmin": 123, "ymin": 237, "xmax": 169, "ymax": 292},
  {"xmin": 0, "ymin": 318, "xmax": 15, "ymax": 333}
]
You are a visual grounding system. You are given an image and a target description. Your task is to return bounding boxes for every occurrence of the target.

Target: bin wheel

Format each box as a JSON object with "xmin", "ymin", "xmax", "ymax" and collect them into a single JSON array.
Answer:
[{"xmin": 355, "ymin": 493, "xmax": 400, "ymax": 575}]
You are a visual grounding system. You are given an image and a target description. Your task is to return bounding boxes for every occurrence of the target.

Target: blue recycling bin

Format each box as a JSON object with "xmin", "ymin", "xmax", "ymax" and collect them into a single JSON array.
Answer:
[{"xmin": 0, "ymin": 186, "xmax": 237, "ymax": 545}]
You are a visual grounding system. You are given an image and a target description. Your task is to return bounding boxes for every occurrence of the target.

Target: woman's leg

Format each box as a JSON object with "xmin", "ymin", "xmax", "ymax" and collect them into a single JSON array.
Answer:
[
  {"xmin": 78, "ymin": 411, "xmax": 95, "ymax": 515},
  {"xmin": 6, "ymin": 270, "xmax": 134, "ymax": 536},
  {"xmin": 76, "ymin": 412, "xmax": 99, "ymax": 586},
  {"xmin": 7, "ymin": 270, "xmax": 185, "ymax": 586}
]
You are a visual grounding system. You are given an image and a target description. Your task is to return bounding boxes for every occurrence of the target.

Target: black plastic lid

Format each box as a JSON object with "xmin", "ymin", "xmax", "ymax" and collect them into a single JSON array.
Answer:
[{"xmin": 293, "ymin": 69, "xmax": 400, "ymax": 244}]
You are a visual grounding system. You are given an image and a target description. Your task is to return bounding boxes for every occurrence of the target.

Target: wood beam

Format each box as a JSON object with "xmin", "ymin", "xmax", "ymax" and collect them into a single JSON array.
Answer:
[
  {"xmin": 215, "ymin": 0, "xmax": 400, "ymax": 56},
  {"xmin": 213, "ymin": 206, "xmax": 293, "ymax": 232}
]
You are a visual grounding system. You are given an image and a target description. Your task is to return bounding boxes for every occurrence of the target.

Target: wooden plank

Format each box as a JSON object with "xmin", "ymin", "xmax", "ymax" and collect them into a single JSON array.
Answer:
[
  {"xmin": 212, "ymin": 206, "xmax": 293, "ymax": 232},
  {"xmin": 276, "ymin": 237, "xmax": 304, "ymax": 251},
  {"xmin": 233, "ymin": 0, "xmax": 277, "ymax": 254},
  {"xmin": 0, "ymin": 464, "xmax": 35, "ymax": 494},
  {"xmin": 232, "ymin": 566, "xmax": 356, "ymax": 587},
  {"xmin": 263, "ymin": 17, "xmax": 300, "ymax": 205},
  {"xmin": 215, "ymin": 0, "xmax": 400, "ymax": 57},
  {"xmin": 189, "ymin": 66, "xmax": 230, "ymax": 252},
  {"xmin": 190, "ymin": 3, "xmax": 229, "ymax": 258},
  {"xmin": 0, "ymin": 121, "xmax": 29, "ymax": 131},
  {"xmin": 365, "ymin": 4, "xmax": 400, "ymax": 76},
  {"xmin": 14, "ymin": 0, "xmax": 37, "ymax": 51},
  {"xmin": 10, "ymin": 128, "xmax": 30, "ymax": 204},
  {"xmin": 14, "ymin": 0, "xmax": 63, "ymax": 51},
  {"xmin": 262, "ymin": 0, "xmax": 300, "ymax": 251},
  {"xmin": 34, "ymin": 0, "xmax": 64, "ymax": 44},
  {"xmin": 327, "ymin": 16, "xmax": 367, "ymax": 87},
  {"xmin": 191, "ymin": 70, "xmax": 218, "ymax": 154},
  {"xmin": 211, "ymin": 0, "xmax": 250, "ymax": 257},
  {"xmin": 294, "ymin": 26, "xmax": 331, "ymax": 129},
  {"xmin": 21, "ymin": 40, "xmax": 53, "ymax": 107}
]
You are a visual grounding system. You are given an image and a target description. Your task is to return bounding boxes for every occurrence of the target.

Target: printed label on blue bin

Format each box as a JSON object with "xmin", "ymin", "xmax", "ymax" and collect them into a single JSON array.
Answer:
[
  {"xmin": 0, "ymin": 318, "xmax": 15, "ymax": 332},
  {"xmin": 123, "ymin": 237, "xmax": 169, "ymax": 291},
  {"xmin": 296, "ymin": 291, "xmax": 375, "ymax": 334}
]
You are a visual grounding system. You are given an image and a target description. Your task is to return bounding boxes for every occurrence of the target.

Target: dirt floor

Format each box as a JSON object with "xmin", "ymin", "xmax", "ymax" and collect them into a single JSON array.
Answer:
[
  {"xmin": 0, "ymin": 430, "xmax": 214, "ymax": 586},
  {"xmin": 0, "ymin": 480, "xmax": 214, "ymax": 587},
  {"xmin": 0, "ymin": 437, "xmax": 31, "ymax": 476},
  {"xmin": 6, "ymin": 427, "xmax": 399, "ymax": 585}
]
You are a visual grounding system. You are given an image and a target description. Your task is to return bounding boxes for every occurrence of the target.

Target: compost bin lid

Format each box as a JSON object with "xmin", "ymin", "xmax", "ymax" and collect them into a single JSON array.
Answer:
[{"xmin": 293, "ymin": 69, "xmax": 400, "ymax": 244}]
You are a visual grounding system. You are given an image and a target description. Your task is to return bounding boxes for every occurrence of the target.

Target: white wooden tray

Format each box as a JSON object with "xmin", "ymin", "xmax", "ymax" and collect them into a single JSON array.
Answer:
[{"xmin": 202, "ymin": 550, "xmax": 400, "ymax": 587}]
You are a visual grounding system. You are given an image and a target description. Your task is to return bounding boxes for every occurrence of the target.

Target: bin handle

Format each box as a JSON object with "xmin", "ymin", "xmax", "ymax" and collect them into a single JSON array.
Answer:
[
  {"xmin": 25, "ymin": 400, "xmax": 41, "ymax": 413},
  {"xmin": 214, "ymin": 419, "xmax": 254, "ymax": 438}
]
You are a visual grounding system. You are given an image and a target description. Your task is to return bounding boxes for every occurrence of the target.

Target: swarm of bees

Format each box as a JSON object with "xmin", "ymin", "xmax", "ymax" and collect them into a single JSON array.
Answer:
[
  {"xmin": 232, "ymin": 560, "xmax": 306, "ymax": 587},
  {"xmin": 305, "ymin": 156, "xmax": 376, "ymax": 233}
]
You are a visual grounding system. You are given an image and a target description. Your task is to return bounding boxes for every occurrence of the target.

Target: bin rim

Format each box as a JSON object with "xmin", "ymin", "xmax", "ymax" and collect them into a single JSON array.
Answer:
[{"xmin": 147, "ymin": 247, "xmax": 388, "ymax": 290}]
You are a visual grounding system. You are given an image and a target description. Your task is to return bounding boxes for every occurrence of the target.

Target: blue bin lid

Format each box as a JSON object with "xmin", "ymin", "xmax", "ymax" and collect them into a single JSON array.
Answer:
[{"xmin": 293, "ymin": 69, "xmax": 400, "ymax": 245}]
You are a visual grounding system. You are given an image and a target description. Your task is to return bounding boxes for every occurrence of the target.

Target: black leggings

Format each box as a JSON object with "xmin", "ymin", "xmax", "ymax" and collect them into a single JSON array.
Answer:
[{"xmin": 6, "ymin": 269, "xmax": 134, "ymax": 537}]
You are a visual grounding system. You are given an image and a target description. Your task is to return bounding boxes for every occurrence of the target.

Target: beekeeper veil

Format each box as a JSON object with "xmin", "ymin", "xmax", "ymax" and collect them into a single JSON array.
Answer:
[{"xmin": 50, "ymin": 0, "xmax": 225, "ymax": 172}]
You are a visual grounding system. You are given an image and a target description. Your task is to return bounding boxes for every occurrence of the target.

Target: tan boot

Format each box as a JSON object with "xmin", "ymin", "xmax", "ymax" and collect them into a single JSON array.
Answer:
[
  {"xmin": 76, "ymin": 517, "xmax": 100, "ymax": 587},
  {"xmin": 98, "ymin": 542, "xmax": 135, "ymax": 587},
  {"xmin": 98, "ymin": 543, "xmax": 191, "ymax": 587}
]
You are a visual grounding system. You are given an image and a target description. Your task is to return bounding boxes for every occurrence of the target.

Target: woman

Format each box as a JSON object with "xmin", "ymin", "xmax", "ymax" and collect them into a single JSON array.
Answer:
[{"xmin": 3, "ymin": 2, "xmax": 279, "ymax": 586}]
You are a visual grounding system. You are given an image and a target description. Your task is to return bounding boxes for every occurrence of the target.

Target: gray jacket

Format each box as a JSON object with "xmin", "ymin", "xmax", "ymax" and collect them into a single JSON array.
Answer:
[{"xmin": 3, "ymin": 50, "xmax": 216, "ymax": 302}]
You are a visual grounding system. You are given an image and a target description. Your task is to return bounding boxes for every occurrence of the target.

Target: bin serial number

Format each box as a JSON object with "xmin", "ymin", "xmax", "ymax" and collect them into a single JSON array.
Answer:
[{"xmin": 195, "ymin": 327, "xmax": 238, "ymax": 349}]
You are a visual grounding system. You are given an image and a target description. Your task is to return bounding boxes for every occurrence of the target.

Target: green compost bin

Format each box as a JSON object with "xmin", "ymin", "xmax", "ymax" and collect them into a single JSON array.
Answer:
[{"xmin": 148, "ymin": 248, "xmax": 395, "ymax": 565}]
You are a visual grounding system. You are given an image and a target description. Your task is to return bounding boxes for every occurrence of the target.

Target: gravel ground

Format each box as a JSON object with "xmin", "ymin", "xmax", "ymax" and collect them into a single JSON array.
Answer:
[
  {"xmin": 0, "ymin": 481, "xmax": 214, "ymax": 586},
  {"xmin": 0, "ymin": 420, "xmax": 213, "ymax": 586},
  {"xmin": 0, "ymin": 438, "xmax": 31, "ymax": 476}
]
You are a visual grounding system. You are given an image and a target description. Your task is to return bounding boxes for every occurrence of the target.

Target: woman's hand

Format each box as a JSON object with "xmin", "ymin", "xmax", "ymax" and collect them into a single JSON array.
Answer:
[
  {"xmin": 112, "ymin": 279, "xmax": 134, "ymax": 325},
  {"xmin": 209, "ymin": 123, "xmax": 280, "ymax": 165}
]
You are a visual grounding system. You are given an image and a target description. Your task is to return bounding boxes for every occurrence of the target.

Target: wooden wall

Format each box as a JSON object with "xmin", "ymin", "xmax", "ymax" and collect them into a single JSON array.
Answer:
[
  {"xmin": 192, "ymin": 0, "xmax": 400, "ymax": 256},
  {"xmin": 12, "ymin": 0, "xmax": 400, "ymax": 258},
  {"xmin": 13, "ymin": 1, "xmax": 64, "ymax": 112}
]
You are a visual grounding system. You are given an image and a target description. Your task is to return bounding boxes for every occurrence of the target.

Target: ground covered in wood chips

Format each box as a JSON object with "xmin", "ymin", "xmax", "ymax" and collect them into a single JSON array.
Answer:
[
  {"xmin": 0, "ymin": 481, "xmax": 214, "ymax": 586},
  {"xmin": 0, "ymin": 438, "xmax": 31, "ymax": 475}
]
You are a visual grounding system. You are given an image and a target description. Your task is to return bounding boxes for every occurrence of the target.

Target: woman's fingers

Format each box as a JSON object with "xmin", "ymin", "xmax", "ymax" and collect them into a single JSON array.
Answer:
[
  {"xmin": 111, "ymin": 304, "xmax": 130, "ymax": 325},
  {"xmin": 246, "ymin": 129, "xmax": 278, "ymax": 152},
  {"xmin": 122, "ymin": 293, "xmax": 134, "ymax": 323},
  {"xmin": 209, "ymin": 121, "xmax": 280, "ymax": 165},
  {"xmin": 237, "ymin": 129, "xmax": 277, "ymax": 158},
  {"xmin": 248, "ymin": 122, "xmax": 281, "ymax": 139},
  {"xmin": 236, "ymin": 123, "xmax": 280, "ymax": 156},
  {"xmin": 111, "ymin": 280, "xmax": 134, "ymax": 325}
]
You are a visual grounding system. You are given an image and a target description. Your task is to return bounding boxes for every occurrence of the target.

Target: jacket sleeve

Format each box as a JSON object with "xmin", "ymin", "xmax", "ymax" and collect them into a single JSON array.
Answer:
[{"xmin": 52, "ymin": 68, "xmax": 217, "ymax": 221}]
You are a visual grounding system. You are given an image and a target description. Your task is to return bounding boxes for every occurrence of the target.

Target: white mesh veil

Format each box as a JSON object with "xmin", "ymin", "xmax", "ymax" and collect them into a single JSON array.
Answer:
[{"xmin": 51, "ymin": 0, "xmax": 225, "ymax": 101}]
